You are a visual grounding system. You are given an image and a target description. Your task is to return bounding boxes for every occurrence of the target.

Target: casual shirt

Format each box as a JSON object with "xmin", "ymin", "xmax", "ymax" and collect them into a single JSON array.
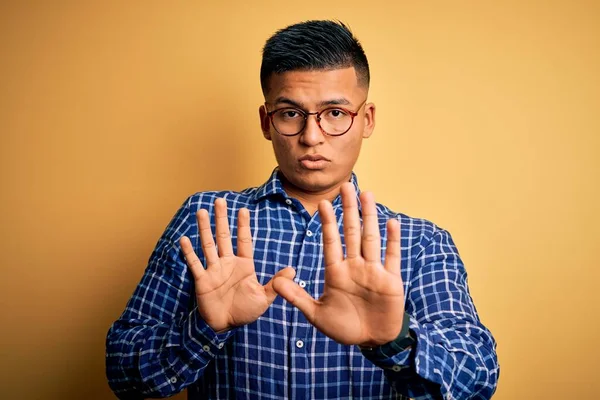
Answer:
[{"xmin": 106, "ymin": 169, "xmax": 499, "ymax": 399}]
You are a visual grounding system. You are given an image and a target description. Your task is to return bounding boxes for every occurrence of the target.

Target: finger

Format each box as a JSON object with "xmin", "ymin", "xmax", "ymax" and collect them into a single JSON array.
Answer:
[
  {"xmin": 197, "ymin": 209, "xmax": 219, "ymax": 268},
  {"xmin": 264, "ymin": 267, "xmax": 296, "ymax": 304},
  {"xmin": 360, "ymin": 191, "xmax": 381, "ymax": 264},
  {"xmin": 214, "ymin": 198, "xmax": 233, "ymax": 257},
  {"xmin": 384, "ymin": 218, "xmax": 402, "ymax": 275},
  {"xmin": 319, "ymin": 200, "xmax": 343, "ymax": 266},
  {"xmin": 236, "ymin": 208, "xmax": 253, "ymax": 258},
  {"xmin": 180, "ymin": 236, "xmax": 205, "ymax": 279},
  {"xmin": 341, "ymin": 182, "xmax": 361, "ymax": 259},
  {"xmin": 272, "ymin": 275, "xmax": 318, "ymax": 323}
]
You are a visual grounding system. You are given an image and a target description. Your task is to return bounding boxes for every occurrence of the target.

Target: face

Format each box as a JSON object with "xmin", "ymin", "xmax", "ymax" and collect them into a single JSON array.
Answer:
[{"xmin": 259, "ymin": 67, "xmax": 375, "ymax": 195}]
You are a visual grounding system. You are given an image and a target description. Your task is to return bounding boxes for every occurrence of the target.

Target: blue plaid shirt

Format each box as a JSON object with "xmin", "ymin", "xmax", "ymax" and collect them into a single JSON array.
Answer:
[{"xmin": 106, "ymin": 169, "xmax": 499, "ymax": 399}]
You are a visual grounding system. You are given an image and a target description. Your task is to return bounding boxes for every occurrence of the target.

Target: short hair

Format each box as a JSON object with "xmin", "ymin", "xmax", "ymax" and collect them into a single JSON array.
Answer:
[{"xmin": 260, "ymin": 20, "xmax": 370, "ymax": 96}]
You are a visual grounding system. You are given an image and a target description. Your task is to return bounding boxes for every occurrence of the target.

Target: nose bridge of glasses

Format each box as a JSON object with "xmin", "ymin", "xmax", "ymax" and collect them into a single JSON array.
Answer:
[
  {"xmin": 303, "ymin": 111, "xmax": 323, "ymax": 134},
  {"xmin": 305, "ymin": 111, "xmax": 321, "ymax": 122}
]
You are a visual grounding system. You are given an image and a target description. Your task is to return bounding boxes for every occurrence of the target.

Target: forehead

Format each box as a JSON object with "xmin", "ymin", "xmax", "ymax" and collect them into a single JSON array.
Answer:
[{"xmin": 265, "ymin": 67, "xmax": 364, "ymax": 105}]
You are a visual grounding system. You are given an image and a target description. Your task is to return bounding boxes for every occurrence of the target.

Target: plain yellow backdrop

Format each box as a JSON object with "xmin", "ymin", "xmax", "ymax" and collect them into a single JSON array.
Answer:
[{"xmin": 1, "ymin": 1, "xmax": 598, "ymax": 399}]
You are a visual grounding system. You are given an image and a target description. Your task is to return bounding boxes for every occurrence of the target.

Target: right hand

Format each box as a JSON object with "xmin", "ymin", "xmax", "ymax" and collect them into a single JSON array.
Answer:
[{"xmin": 180, "ymin": 198, "xmax": 295, "ymax": 333}]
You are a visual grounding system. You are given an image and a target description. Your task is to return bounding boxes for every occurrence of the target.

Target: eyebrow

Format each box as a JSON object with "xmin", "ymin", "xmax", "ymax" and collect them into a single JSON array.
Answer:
[{"xmin": 273, "ymin": 97, "xmax": 352, "ymax": 109}]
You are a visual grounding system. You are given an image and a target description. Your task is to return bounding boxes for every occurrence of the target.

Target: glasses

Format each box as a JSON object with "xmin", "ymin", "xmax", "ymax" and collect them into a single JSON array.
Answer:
[{"xmin": 266, "ymin": 100, "xmax": 367, "ymax": 137}]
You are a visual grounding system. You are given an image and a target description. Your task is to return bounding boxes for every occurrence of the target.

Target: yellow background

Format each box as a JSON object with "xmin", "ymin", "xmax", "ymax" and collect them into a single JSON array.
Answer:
[{"xmin": 1, "ymin": 1, "xmax": 598, "ymax": 399}]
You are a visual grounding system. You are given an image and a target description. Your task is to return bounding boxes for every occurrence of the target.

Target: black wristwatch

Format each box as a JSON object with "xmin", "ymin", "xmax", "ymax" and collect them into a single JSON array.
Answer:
[{"xmin": 359, "ymin": 312, "xmax": 415, "ymax": 353}]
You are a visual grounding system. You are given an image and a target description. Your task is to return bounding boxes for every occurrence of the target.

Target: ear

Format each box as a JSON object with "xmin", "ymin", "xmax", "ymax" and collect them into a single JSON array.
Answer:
[
  {"xmin": 362, "ymin": 102, "xmax": 376, "ymax": 139},
  {"xmin": 259, "ymin": 105, "xmax": 272, "ymax": 141}
]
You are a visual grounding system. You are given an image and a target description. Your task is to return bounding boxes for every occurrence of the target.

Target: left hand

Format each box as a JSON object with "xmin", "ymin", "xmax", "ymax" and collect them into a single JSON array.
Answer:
[{"xmin": 273, "ymin": 183, "xmax": 405, "ymax": 347}]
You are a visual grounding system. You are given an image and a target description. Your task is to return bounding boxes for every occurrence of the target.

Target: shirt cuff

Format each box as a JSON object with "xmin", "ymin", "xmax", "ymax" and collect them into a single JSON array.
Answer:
[
  {"xmin": 359, "ymin": 312, "xmax": 416, "ymax": 372},
  {"xmin": 181, "ymin": 307, "xmax": 236, "ymax": 362}
]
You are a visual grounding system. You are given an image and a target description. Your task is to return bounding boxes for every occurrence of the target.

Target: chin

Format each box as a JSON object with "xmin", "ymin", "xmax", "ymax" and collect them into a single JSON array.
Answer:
[{"xmin": 284, "ymin": 167, "xmax": 337, "ymax": 192}]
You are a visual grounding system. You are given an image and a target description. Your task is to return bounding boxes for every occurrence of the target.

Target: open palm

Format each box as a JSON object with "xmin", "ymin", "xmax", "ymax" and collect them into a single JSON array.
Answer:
[
  {"xmin": 180, "ymin": 198, "xmax": 294, "ymax": 333},
  {"xmin": 273, "ymin": 183, "xmax": 405, "ymax": 346}
]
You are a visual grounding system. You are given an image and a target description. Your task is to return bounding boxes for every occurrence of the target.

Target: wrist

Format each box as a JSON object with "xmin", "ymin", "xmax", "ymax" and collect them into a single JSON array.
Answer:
[
  {"xmin": 359, "ymin": 312, "xmax": 414, "ymax": 352},
  {"xmin": 199, "ymin": 312, "xmax": 231, "ymax": 334}
]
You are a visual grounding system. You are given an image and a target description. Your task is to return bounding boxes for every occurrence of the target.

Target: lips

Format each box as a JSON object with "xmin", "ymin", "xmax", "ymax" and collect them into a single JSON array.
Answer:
[
  {"xmin": 299, "ymin": 154, "xmax": 330, "ymax": 170},
  {"xmin": 299, "ymin": 154, "xmax": 329, "ymax": 162}
]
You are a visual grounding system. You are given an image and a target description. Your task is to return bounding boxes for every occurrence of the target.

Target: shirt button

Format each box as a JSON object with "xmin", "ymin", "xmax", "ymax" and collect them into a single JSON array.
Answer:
[
  {"xmin": 296, "ymin": 340, "xmax": 304, "ymax": 348},
  {"xmin": 218, "ymin": 342, "xmax": 224, "ymax": 349},
  {"xmin": 392, "ymin": 365, "xmax": 402, "ymax": 372},
  {"xmin": 285, "ymin": 199, "xmax": 292, "ymax": 205},
  {"xmin": 299, "ymin": 280, "xmax": 306, "ymax": 288},
  {"xmin": 202, "ymin": 345, "xmax": 210, "ymax": 352},
  {"xmin": 306, "ymin": 230, "xmax": 313, "ymax": 237},
  {"xmin": 169, "ymin": 376, "xmax": 178, "ymax": 384}
]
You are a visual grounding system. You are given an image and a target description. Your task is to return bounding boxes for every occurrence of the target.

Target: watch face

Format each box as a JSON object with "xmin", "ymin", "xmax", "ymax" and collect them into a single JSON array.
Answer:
[
  {"xmin": 358, "ymin": 326, "xmax": 415, "ymax": 354},
  {"xmin": 396, "ymin": 336, "xmax": 415, "ymax": 351},
  {"xmin": 394, "ymin": 328, "xmax": 415, "ymax": 351}
]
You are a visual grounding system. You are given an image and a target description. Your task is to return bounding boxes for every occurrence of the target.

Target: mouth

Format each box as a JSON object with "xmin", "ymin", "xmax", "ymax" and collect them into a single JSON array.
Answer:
[
  {"xmin": 299, "ymin": 154, "xmax": 329, "ymax": 162},
  {"xmin": 298, "ymin": 154, "xmax": 330, "ymax": 170}
]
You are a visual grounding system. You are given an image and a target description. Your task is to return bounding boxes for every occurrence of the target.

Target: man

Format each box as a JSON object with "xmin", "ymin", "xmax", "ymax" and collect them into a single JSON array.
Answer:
[{"xmin": 106, "ymin": 20, "xmax": 499, "ymax": 399}]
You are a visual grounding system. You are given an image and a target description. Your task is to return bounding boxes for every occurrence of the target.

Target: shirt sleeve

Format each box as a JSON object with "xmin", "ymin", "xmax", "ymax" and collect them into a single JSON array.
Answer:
[
  {"xmin": 105, "ymin": 196, "xmax": 236, "ymax": 399},
  {"xmin": 361, "ymin": 227, "xmax": 499, "ymax": 400}
]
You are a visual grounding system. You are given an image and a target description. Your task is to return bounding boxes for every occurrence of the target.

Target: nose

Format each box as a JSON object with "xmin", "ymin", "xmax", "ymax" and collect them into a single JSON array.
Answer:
[{"xmin": 299, "ymin": 114, "xmax": 325, "ymax": 146}]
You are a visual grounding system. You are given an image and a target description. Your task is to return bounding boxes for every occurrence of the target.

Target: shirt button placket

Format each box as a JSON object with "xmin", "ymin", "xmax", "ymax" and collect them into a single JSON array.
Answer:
[
  {"xmin": 290, "ymin": 336, "xmax": 308, "ymax": 400},
  {"xmin": 292, "ymin": 222, "xmax": 319, "ymax": 400}
]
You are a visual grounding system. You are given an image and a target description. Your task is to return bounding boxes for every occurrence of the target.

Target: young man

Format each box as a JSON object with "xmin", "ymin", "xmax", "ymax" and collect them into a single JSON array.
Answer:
[{"xmin": 106, "ymin": 21, "xmax": 499, "ymax": 399}]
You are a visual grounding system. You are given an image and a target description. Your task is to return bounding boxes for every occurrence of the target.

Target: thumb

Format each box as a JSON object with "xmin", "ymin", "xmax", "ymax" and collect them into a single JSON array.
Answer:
[
  {"xmin": 272, "ymin": 271, "xmax": 318, "ymax": 324},
  {"xmin": 264, "ymin": 267, "xmax": 296, "ymax": 304}
]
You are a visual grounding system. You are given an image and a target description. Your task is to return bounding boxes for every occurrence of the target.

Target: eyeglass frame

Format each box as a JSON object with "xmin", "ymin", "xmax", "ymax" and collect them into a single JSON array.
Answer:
[{"xmin": 265, "ymin": 99, "xmax": 368, "ymax": 137}]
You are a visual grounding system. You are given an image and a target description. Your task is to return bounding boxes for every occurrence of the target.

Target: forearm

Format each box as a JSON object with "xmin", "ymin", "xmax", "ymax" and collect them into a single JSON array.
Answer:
[
  {"xmin": 106, "ymin": 307, "xmax": 235, "ymax": 398},
  {"xmin": 363, "ymin": 314, "xmax": 498, "ymax": 400}
]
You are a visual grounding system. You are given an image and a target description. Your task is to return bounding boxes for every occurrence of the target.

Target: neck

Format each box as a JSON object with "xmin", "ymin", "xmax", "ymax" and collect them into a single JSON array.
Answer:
[{"xmin": 280, "ymin": 174, "xmax": 351, "ymax": 216}]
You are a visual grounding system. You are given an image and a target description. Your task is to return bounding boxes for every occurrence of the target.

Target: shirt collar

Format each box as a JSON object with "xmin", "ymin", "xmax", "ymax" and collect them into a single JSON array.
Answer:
[
  {"xmin": 253, "ymin": 167, "xmax": 361, "ymax": 206},
  {"xmin": 253, "ymin": 168, "xmax": 288, "ymax": 201}
]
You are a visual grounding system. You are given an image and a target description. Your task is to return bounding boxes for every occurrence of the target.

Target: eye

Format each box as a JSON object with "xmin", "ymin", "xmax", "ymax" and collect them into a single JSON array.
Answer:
[
  {"xmin": 278, "ymin": 109, "xmax": 303, "ymax": 119},
  {"xmin": 325, "ymin": 108, "xmax": 349, "ymax": 118}
]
